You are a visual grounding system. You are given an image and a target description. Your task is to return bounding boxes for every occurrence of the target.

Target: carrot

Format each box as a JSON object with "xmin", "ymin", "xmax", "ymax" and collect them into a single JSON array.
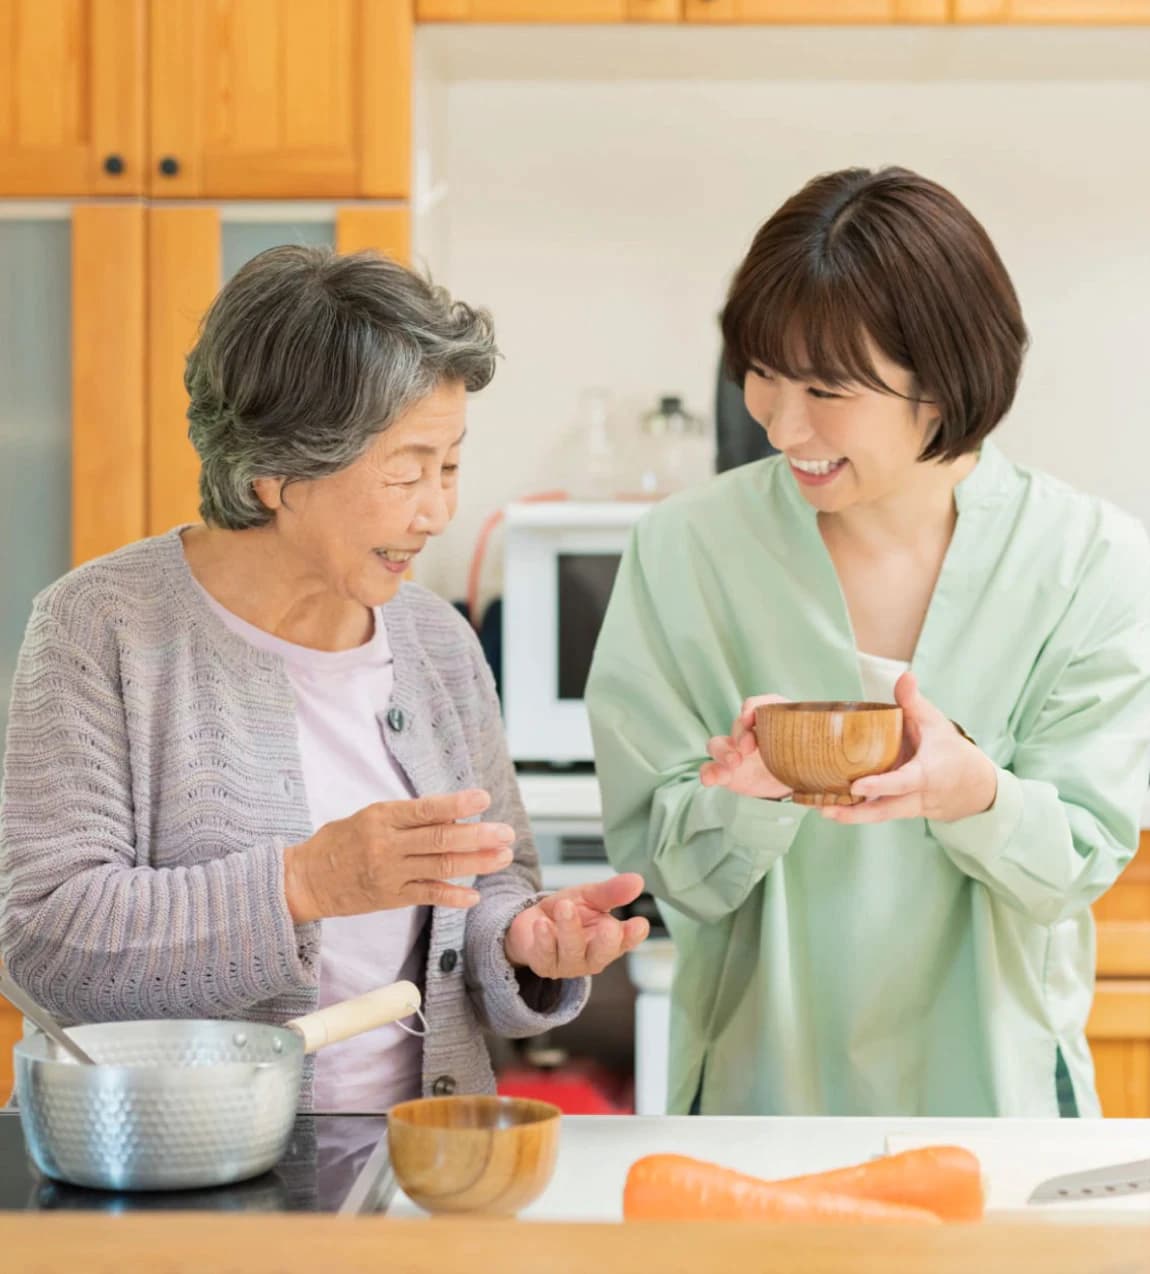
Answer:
[
  {"xmin": 623, "ymin": 1154, "xmax": 940, "ymax": 1224},
  {"xmin": 774, "ymin": 1145, "xmax": 985, "ymax": 1222}
]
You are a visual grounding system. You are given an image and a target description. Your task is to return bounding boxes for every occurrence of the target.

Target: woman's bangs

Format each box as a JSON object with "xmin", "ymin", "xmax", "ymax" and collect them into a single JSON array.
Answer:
[{"xmin": 733, "ymin": 269, "xmax": 896, "ymax": 396}]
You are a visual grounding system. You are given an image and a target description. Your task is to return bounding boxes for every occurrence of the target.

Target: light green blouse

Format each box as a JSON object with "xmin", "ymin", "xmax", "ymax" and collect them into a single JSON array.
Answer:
[{"xmin": 586, "ymin": 443, "xmax": 1150, "ymax": 1117}]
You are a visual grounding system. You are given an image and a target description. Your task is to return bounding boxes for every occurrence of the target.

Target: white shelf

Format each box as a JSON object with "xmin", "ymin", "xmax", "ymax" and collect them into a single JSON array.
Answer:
[
  {"xmin": 504, "ymin": 500, "xmax": 652, "ymax": 530},
  {"xmin": 517, "ymin": 771, "xmax": 602, "ymax": 821}
]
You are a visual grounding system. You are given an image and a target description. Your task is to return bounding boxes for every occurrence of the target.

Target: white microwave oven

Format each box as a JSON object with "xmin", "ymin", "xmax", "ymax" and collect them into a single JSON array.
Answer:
[{"xmin": 502, "ymin": 500, "xmax": 651, "ymax": 765}]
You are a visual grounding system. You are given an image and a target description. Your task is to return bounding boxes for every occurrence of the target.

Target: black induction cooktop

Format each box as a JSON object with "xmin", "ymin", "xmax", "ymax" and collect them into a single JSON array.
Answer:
[{"xmin": 0, "ymin": 1110, "xmax": 394, "ymax": 1214}]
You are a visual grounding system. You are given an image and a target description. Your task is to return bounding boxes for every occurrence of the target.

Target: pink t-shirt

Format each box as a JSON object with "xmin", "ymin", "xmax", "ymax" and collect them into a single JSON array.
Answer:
[{"xmin": 197, "ymin": 585, "xmax": 426, "ymax": 1112}]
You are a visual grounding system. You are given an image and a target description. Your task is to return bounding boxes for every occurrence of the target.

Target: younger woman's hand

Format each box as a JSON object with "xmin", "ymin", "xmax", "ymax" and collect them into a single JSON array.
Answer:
[
  {"xmin": 699, "ymin": 694, "xmax": 792, "ymax": 801},
  {"xmin": 820, "ymin": 672, "xmax": 998, "ymax": 825}
]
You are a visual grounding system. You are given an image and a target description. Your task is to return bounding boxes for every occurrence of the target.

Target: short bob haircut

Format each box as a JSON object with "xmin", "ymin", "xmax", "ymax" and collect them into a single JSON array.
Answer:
[
  {"xmin": 185, "ymin": 245, "xmax": 497, "ymax": 530},
  {"xmin": 721, "ymin": 167, "xmax": 1028, "ymax": 463}
]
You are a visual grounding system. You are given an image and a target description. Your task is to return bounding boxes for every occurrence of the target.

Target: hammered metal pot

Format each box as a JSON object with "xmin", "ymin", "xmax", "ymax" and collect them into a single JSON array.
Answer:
[{"xmin": 13, "ymin": 981, "xmax": 420, "ymax": 1192}]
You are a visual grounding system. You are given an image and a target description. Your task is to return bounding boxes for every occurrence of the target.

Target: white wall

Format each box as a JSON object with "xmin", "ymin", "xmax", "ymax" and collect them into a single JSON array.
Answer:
[{"xmin": 412, "ymin": 26, "xmax": 1150, "ymax": 610}]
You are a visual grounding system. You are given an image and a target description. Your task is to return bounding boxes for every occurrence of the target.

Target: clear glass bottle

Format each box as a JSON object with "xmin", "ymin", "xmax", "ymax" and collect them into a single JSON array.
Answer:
[
  {"xmin": 632, "ymin": 395, "xmax": 713, "ymax": 496},
  {"xmin": 566, "ymin": 387, "xmax": 620, "ymax": 501}
]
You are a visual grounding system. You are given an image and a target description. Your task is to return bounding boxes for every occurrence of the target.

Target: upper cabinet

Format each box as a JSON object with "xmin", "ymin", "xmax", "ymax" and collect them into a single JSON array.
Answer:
[
  {"xmin": 1, "ymin": 0, "xmax": 1143, "ymax": 200},
  {"xmin": 684, "ymin": 1, "xmax": 946, "ymax": 19},
  {"xmin": 0, "ymin": 0, "xmax": 145, "ymax": 195},
  {"xmin": 417, "ymin": 1, "xmax": 681, "ymax": 17},
  {"xmin": 149, "ymin": 0, "xmax": 412, "ymax": 198},
  {"xmin": 0, "ymin": 0, "xmax": 412, "ymax": 199},
  {"xmin": 954, "ymin": 2, "xmax": 1150, "ymax": 18}
]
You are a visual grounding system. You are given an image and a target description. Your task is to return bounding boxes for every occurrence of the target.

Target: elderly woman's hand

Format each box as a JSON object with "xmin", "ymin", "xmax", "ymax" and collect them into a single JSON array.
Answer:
[
  {"xmin": 820, "ymin": 672, "xmax": 998, "ymax": 825},
  {"xmin": 699, "ymin": 694, "xmax": 793, "ymax": 800},
  {"xmin": 504, "ymin": 873, "xmax": 650, "ymax": 979},
  {"xmin": 283, "ymin": 789, "xmax": 516, "ymax": 923}
]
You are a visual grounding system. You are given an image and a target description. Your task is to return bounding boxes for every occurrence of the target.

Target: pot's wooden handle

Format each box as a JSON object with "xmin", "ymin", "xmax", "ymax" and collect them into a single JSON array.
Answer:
[{"xmin": 286, "ymin": 981, "xmax": 422, "ymax": 1055}]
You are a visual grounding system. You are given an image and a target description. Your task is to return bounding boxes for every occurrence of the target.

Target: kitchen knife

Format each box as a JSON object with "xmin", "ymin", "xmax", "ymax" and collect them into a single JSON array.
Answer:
[{"xmin": 1028, "ymin": 1158, "xmax": 1150, "ymax": 1204}]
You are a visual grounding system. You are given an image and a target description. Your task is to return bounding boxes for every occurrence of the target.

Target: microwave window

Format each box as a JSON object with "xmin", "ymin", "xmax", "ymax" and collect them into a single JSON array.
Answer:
[{"xmin": 557, "ymin": 553, "xmax": 622, "ymax": 701}]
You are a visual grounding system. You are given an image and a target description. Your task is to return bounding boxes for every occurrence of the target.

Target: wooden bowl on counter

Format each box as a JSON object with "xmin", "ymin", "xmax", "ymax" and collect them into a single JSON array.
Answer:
[
  {"xmin": 386, "ymin": 1095, "xmax": 561, "ymax": 1217},
  {"xmin": 755, "ymin": 701, "xmax": 903, "ymax": 807}
]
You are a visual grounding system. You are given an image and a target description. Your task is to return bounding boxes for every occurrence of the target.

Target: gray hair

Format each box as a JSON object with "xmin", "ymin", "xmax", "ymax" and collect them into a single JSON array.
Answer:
[{"xmin": 185, "ymin": 245, "xmax": 497, "ymax": 529}]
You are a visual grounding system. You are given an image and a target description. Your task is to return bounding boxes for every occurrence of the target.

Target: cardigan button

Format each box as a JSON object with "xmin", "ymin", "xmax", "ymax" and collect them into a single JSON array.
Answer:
[
  {"xmin": 386, "ymin": 707, "xmax": 406, "ymax": 733},
  {"xmin": 439, "ymin": 949, "xmax": 459, "ymax": 974},
  {"xmin": 432, "ymin": 1075, "xmax": 457, "ymax": 1097}
]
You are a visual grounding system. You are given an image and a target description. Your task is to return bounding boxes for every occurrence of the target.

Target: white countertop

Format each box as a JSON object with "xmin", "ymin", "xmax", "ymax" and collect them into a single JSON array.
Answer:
[{"xmin": 387, "ymin": 1116, "xmax": 1150, "ymax": 1223}]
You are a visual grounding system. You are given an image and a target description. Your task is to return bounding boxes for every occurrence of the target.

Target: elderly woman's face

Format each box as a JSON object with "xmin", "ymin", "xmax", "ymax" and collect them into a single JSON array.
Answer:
[
  {"xmin": 743, "ymin": 341, "xmax": 941, "ymax": 516},
  {"xmin": 263, "ymin": 380, "xmax": 466, "ymax": 609}
]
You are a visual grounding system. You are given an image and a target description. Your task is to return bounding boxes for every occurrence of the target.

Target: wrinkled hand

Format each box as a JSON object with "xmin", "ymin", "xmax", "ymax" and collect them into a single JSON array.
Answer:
[
  {"xmin": 699, "ymin": 694, "xmax": 792, "ymax": 800},
  {"xmin": 504, "ymin": 874, "xmax": 650, "ymax": 979},
  {"xmin": 283, "ymin": 789, "xmax": 514, "ymax": 923},
  {"xmin": 821, "ymin": 672, "xmax": 997, "ymax": 825}
]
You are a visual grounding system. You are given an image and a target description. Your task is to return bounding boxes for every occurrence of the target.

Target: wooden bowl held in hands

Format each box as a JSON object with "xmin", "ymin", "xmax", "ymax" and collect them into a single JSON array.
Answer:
[
  {"xmin": 387, "ymin": 1095, "xmax": 561, "ymax": 1216},
  {"xmin": 755, "ymin": 701, "xmax": 903, "ymax": 807}
]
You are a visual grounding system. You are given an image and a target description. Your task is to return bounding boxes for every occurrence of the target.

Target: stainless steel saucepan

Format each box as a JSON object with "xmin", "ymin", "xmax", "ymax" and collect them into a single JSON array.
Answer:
[{"xmin": 9, "ymin": 977, "xmax": 421, "ymax": 1192}]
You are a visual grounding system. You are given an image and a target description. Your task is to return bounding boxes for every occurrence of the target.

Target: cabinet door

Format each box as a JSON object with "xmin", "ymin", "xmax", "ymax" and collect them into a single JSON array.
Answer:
[
  {"xmin": 0, "ymin": 0, "xmax": 145, "ymax": 195},
  {"xmin": 0, "ymin": 205, "xmax": 143, "ymax": 776},
  {"xmin": 1090, "ymin": 833, "xmax": 1150, "ymax": 1116},
  {"xmin": 1088, "ymin": 982, "xmax": 1150, "ymax": 1118},
  {"xmin": 684, "ymin": 0, "xmax": 946, "ymax": 19},
  {"xmin": 1, "ymin": 214, "xmax": 73, "ymax": 767},
  {"xmin": 149, "ymin": 0, "xmax": 411, "ymax": 198},
  {"xmin": 955, "ymin": 2, "xmax": 1150, "ymax": 20},
  {"xmin": 73, "ymin": 206, "xmax": 148, "ymax": 563},
  {"xmin": 0, "ymin": 996, "xmax": 20, "ymax": 1104},
  {"xmin": 147, "ymin": 207, "xmax": 411, "ymax": 538}
]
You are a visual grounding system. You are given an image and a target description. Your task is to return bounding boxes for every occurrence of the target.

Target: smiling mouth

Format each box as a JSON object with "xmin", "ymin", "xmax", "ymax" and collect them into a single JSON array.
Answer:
[
  {"xmin": 789, "ymin": 457, "xmax": 847, "ymax": 476},
  {"xmin": 374, "ymin": 549, "xmax": 418, "ymax": 564}
]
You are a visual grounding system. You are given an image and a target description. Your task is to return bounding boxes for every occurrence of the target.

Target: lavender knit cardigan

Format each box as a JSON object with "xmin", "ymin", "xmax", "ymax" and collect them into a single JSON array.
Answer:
[{"xmin": 0, "ymin": 529, "xmax": 589, "ymax": 1105}]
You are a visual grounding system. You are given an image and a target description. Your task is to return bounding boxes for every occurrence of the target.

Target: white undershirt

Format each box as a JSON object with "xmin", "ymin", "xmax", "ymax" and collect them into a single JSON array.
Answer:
[
  {"xmin": 856, "ymin": 650, "xmax": 910, "ymax": 704},
  {"xmin": 197, "ymin": 584, "xmax": 426, "ymax": 1113}
]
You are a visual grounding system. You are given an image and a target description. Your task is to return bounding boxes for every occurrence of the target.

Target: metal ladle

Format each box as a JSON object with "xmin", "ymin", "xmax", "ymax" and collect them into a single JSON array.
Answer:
[{"xmin": 0, "ymin": 966, "xmax": 97, "ymax": 1066}]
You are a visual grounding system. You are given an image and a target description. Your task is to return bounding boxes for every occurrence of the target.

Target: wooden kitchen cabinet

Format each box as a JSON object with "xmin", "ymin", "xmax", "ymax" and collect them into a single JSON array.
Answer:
[
  {"xmin": 417, "ymin": 0, "xmax": 681, "ymax": 18},
  {"xmin": 683, "ymin": 0, "xmax": 947, "ymax": 21},
  {"xmin": 0, "ymin": 997, "xmax": 19, "ymax": 1103},
  {"xmin": 0, "ymin": 0, "xmax": 145, "ymax": 196},
  {"xmin": 1089, "ymin": 830, "xmax": 1150, "ymax": 1116},
  {"xmin": 146, "ymin": 206, "xmax": 411, "ymax": 538},
  {"xmin": 954, "ymin": 1, "xmax": 1150, "ymax": 20},
  {"xmin": 0, "ymin": 205, "xmax": 147, "ymax": 568},
  {"xmin": 148, "ymin": 0, "xmax": 412, "ymax": 198},
  {"xmin": 1088, "ymin": 985, "xmax": 1150, "ymax": 1117},
  {"xmin": 0, "ymin": 201, "xmax": 407, "ymax": 569},
  {"xmin": 73, "ymin": 205, "xmax": 149, "ymax": 565}
]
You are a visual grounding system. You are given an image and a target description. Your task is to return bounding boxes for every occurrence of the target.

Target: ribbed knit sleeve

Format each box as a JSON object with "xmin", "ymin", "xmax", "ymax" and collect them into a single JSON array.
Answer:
[{"xmin": 0, "ymin": 606, "xmax": 318, "ymax": 1023}]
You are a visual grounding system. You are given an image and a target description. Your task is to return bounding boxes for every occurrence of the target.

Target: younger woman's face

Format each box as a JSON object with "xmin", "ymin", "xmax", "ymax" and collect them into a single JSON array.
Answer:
[{"xmin": 743, "ymin": 341, "xmax": 942, "ymax": 515}]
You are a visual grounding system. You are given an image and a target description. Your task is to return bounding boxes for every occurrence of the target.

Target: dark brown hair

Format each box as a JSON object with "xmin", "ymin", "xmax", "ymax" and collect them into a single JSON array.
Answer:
[{"xmin": 721, "ymin": 167, "xmax": 1028, "ymax": 462}]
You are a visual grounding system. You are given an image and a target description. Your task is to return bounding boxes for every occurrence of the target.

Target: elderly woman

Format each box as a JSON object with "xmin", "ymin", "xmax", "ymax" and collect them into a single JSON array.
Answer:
[
  {"xmin": 0, "ymin": 246, "xmax": 648, "ymax": 1112},
  {"xmin": 587, "ymin": 167, "xmax": 1150, "ymax": 1119}
]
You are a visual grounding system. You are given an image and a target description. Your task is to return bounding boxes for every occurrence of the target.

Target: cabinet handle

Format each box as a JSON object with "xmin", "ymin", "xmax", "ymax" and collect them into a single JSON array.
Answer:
[
  {"xmin": 158, "ymin": 156, "xmax": 181, "ymax": 177},
  {"xmin": 102, "ymin": 154, "xmax": 125, "ymax": 176}
]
